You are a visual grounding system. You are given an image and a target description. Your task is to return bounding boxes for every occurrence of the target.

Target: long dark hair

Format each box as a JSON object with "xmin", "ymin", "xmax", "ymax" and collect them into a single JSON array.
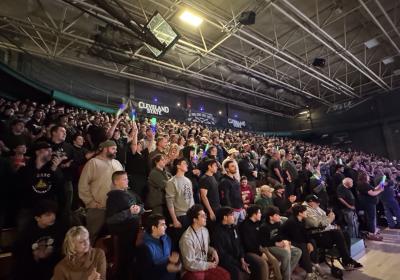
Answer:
[{"xmin": 357, "ymin": 170, "xmax": 369, "ymax": 185}]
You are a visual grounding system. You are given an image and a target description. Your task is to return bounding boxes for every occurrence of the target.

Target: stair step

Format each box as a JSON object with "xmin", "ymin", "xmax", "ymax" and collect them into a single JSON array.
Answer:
[{"xmin": 351, "ymin": 238, "xmax": 365, "ymax": 258}]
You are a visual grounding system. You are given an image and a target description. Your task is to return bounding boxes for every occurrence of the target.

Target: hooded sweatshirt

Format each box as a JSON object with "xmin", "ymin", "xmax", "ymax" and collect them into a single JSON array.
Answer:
[
  {"xmin": 78, "ymin": 156, "xmax": 123, "ymax": 208},
  {"xmin": 52, "ymin": 248, "xmax": 106, "ymax": 280},
  {"xmin": 106, "ymin": 187, "xmax": 144, "ymax": 232}
]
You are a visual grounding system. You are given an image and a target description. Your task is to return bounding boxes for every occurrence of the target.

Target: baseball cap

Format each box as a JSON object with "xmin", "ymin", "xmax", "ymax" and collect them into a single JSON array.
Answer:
[{"xmin": 305, "ymin": 194, "xmax": 320, "ymax": 203}]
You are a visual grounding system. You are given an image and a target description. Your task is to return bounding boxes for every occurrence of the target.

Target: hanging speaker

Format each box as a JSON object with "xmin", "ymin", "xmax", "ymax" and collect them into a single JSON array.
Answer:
[
  {"xmin": 239, "ymin": 11, "xmax": 256, "ymax": 25},
  {"xmin": 312, "ymin": 58, "xmax": 326, "ymax": 67}
]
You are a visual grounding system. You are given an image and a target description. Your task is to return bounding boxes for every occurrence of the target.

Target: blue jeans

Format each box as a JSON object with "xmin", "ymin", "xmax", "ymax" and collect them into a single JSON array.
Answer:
[
  {"xmin": 362, "ymin": 202, "xmax": 377, "ymax": 234},
  {"xmin": 382, "ymin": 199, "xmax": 400, "ymax": 227}
]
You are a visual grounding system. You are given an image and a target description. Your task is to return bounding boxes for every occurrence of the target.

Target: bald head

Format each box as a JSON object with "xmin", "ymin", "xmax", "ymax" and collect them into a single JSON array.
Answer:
[{"xmin": 342, "ymin": 177, "xmax": 353, "ymax": 188}]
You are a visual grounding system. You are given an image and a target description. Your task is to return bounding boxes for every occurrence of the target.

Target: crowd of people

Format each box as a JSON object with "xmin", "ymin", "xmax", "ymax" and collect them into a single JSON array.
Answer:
[{"xmin": 1, "ymin": 96, "xmax": 400, "ymax": 280}]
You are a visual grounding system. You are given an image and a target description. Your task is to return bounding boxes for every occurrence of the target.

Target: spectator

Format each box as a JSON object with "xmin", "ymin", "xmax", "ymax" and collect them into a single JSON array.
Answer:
[
  {"xmin": 14, "ymin": 200, "xmax": 65, "ymax": 280},
  {"xmin": 273, "ymin": 185, "xmax": 296, "ymax": 216},
  {"xmin": 199, "ymin": 159, "xmax": 221, "ymax": 221},
  {"xmin": 282, "ymin": 152, "xmax": 298, "ymax": 196},
  {"xmin": 221, "ymin": 148, "xmax": 240, "ymax": 182},
  {"xmin": 49, "ymin": 125, "xmax": 75, "ymax": 223},
  {"xmin": 125, "ymin": 121, "xmax": 149, "ymax": 199},
  {"xmin": 86, "ymin": 116, "xmax": 107, "ymax": 150},
  {"xmin": 8, "ymin": 140, "xmax": 28, "ymax": 172},
  {"xmin": 165, "ymin": 158, "xmax": 194, "ymax": 247},
  {"xmin": 255, "ymin": 185, "xmax": 274, "ymax": 217},
  {"xmin": 210, "ymin": 207, "xmax": 251, "ymax": 280},
  {"xmin": 303, "ymin": 195, "xmax": 363, "ymax": 270},
  {"xmin": 337, "ymin": 178, "xmax": 359, "ymax": 238},
  {"xmin": 16, "ymin": 141, "xmax": 64, "ymax": 230},
  {"xmin": 240, "ymin": 176, "xmax": 254, "ymax": 209},
  {"xmin": 148, "ymin": 136, "xmax": 168, "ymax": 168},
  {"xmin": 0, "ymin": 119, "xmax": 31, "ymax": 152},
  {"xmin": 267, "ymin": 150, "xmax": 284, "ymax": 187},
  {"xmin": 280, "ymin": 204, "xmax": 322, "ymax": 280},
  {"xmin": 357, "ymin": 171, "xmax": 384, "ymax": 240},
  {"xmin": 141, "ymin": 214, "xmax": 181, "ymax": 280},
  {"xmin": 181, "ymin": 145, "xmax": 201, "ymax": 204},
  {"xmin": 179, "ymin": 204, "xmax": 230, "ymax": 280},
  {"xmin": 78, "ymin": 140, "xmax": 124, "ymax": 242},
  {"xmin": 239, "ymin": 205, "xmax": 281, "ymax": 280},
  {"xmin": 146, "ymin": 154, "xmax": 171, "ymax": 215},
  {"xmin": 211, "ymin": 135, "xmax": 225, "ymax": 163},
  {"xmin": 259, "ymin": 206, "xmax": 302, "ymax": 280},
  {"xmin": 220, "ymin": 160, "xmax": 245, "ymax": 224},
  {"xmin": 374, "ymin": 170, "xmax": 400, "ymax": 229},
  {"xmin": 238, "ymin": 151, "xmax": 257, "ymax": 191},
  {"xmin": 70, "ymin": 133, "xmax": 93, "ymax": 210},
  {"xmin": 53, "ymin": 226, "xmax": 106, "ymax": 280},
  {"xmin": 106, "ymin": 171, "xmax": 144, "ymax": 280},
  {"xmin": 330, "ymin": 164, "xmax": 345, "ymax": 197}
]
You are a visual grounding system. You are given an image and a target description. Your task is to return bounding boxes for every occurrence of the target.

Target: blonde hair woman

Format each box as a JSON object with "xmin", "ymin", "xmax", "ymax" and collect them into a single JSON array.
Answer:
[{"xmin": 53, "ymin": 226, "xmax": 106, "ymax": 280}]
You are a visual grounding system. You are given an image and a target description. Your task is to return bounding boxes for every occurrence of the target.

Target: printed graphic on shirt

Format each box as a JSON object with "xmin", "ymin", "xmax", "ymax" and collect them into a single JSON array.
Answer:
[
  {"xmin": 183, "ymin": 181, "xmax": 193, "ymax": 201},
  {"xmin": 31, "ymin": 236, "xmax": 54, "ymax": 261},
  {"xmin": 32, "ymin": 173, "xmax": 52, "ymax": 193}
]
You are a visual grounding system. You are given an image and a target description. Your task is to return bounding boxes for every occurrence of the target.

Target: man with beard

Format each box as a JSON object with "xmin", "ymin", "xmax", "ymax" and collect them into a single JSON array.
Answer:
[{"xmin": 79, "ymin": 140, "xmax": 123, "ymax": 242}]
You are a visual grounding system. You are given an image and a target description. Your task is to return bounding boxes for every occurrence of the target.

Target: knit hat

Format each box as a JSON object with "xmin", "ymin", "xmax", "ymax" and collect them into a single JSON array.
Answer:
[{"xmin": 99, "ymin": 140, "xmax": 117, "ymax": 149}]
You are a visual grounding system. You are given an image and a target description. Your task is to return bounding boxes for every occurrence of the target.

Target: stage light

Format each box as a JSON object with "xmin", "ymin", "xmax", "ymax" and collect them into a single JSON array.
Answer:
[
  {"xmin": 218, "ymin": 110, "xmax": 222, "ymax": 115},
  {"xmin": 177, "ymin": 102, "xmax": 181, "ymax": 107},
  {"xmin": 153, "ymin": 97, "xmax": 158, "ymax": 102},
  {"xmin": 239, "ymin": 11, "xmax": 256, "ymax": 25},
  {"xmin": 234, "ymin": 114, "xmax": 238, "ymax": 118},
  {"xmin": 200, "ymin": 106, "xmax": 204, "ymax": 111},
  {"xmin": 180, "ymin": 11, "xmax": 203, "ymax": 27}
]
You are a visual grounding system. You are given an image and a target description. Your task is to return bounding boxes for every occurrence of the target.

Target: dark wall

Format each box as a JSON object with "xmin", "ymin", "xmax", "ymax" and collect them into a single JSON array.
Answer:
[
  {"xmin": 287, "ymin": 92, "xmax": 400, "ymax": 159},
  {"xmin": 11, "ymin": 54, "xmax": 290, "ymax": 132}
]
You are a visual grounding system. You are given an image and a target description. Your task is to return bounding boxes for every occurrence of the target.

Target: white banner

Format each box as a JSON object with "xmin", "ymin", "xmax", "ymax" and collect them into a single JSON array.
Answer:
[
  {"xmin": 187, "ymin": 111, "xmax": 216, "ymax": 125},
  {"xmin": 138, "ymin": 101, "xmax": 169, "ymax": 115},
  {"xmin": 228, "ymin": 118, "xmax": 246, "ymax": 128}
]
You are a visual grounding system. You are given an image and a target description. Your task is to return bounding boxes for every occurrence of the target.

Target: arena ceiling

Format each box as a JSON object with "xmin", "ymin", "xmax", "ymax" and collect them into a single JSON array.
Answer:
[{"xmin": 1, "ymin": 0, "xmax": 400, "ymax": 117}]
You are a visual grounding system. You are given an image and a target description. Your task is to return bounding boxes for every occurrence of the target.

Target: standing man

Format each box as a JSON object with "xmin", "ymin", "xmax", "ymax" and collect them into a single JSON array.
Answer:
[
  {"xmin": 165, "ymin": 158, "xmax": 195, "ymax": 247},
  {"xmin": 222, "ymin": 148, "xmax": 240, "ymax": 181},
  {"xmin": 337, "ymin": 178, "xmax": 358, "ymax": 238},
  {"xmin": 219, "ymin": 160, "xmax": 245, "ymax": 224},
  {"xmin": 79, "ymin": 140, "xmax": 123, "ymax": 242},
  {"xmin": 199, "ymin": 159, "xmax": 221, "ymax": 221},
  {"xmin": 49, "ymin": 125, "xmax": 74, "ymax": 223}
]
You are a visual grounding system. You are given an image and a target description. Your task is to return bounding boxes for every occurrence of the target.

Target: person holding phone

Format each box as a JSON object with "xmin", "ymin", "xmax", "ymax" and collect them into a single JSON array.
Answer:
[{"xmin": 374, "ymin": 170, "xmax": 400, "ymax": 229}]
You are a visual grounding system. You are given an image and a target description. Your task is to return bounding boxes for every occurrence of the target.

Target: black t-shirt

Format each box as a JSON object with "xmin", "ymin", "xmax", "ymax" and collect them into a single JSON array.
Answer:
[
  {"xmin": 126, "ymin": 148, "xmax": 149, "ymax": 176},
  {"xmin": 357, "ymin": 182, "xmax": 378, "ymax": 205},
  {"xmin": 337, "ymin": 184, "xmax": 355, "ymax": 208},
  {"xmin": 199, "ymin": 174, "xmax": 221, "ymax": 211},
  {"xmin": 14, "ymin": 221, "xmax": 65, "ymax": 280},
  {"xmin": 17, "ymin": 161, "xmax": 63, "ymax": 209},
  {"xmin": 87, "ymin": 124, "xmax": 107, "ymax": 149},
  {"xmin": 268, "ymin": 159, "xmax": 282, "ymax": 181}
]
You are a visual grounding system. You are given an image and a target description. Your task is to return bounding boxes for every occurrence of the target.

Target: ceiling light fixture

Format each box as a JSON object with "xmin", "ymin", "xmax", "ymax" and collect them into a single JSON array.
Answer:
[
  {"xmin": 180, "ymin": 11, "xmax": 203, "ymax": 27},
  {"xmin": 382, "ymin": 56, "xmax": 394, "ymax": 65},
  {"xmin": 364, "ymin": 38, "xmax": 379, "ymax": 49}
]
